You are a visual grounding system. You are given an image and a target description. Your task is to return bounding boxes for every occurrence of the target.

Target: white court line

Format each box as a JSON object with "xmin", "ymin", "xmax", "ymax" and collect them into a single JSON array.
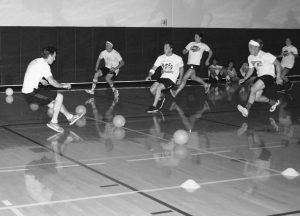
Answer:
[
  {"xmin": 0, "ymin": 163, "xmax": 105, "ymax": 174},
  {"xmin": 0, "ymin": 153, "xmax": 158, "ymax": 171},
  {"xmin": 2, "ymin": 200, "xmax": 25, "ymax": 216},
  {"xmin": 0, "ymin": 173, "xmax": 283, "ymax": 211},
  {"xmin": 86, "ymin": 117, "xmax": 286, "ymax": 175},
  {"xmin": 127, "ymin": 150, "xmax": 231, "ymax": 162}
]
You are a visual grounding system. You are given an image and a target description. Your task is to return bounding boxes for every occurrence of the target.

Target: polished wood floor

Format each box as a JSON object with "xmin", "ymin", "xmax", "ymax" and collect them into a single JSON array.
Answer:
[{"xmin": 0, "ymin": 83, "xmax": 299, "ymax": 216}]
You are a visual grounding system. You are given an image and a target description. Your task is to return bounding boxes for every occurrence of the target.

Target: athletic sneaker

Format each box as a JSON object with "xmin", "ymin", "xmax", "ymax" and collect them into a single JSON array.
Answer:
[
  {"xmin": 269, "ymin": 100, "xmax": 280, "ymax": 112},
  {"xmin": 204, "ymin": 83, "xmax": 211, "ymax": 94},
  {"xmin": 114, "ymin": 89, "xmax": 119, "ymax": 98},
  {"xmin": 237, "ymin": 105, "xmax": 249, "ymax": 117},
  {"xmin": 85, "ymin": 89, "xmax": 95, "ymax": 95},
  {"xmin": 170, "ymin": 89, "xmax": 176, "ymax": 98},
  {"xmin": 146, "ymin": 106, "xmax": 159, "ymax": 113},
  {"xmin": 157, "ymin": 97, "xmax": 166, "ymax": 109},
  {"xmin": 47, "ymin": 122, "xmax": 64, "ymax": 133},
  {"xmin": 69, "ymin": 112, "xmax": 85, "ymax": 125}
]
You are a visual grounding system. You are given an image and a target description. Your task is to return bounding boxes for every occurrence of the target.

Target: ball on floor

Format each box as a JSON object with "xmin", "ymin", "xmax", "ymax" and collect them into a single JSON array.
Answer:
[
  {"xmin": 113, "ymin": 115, "xmax": 126, "ymax": 127},
  {"xmin": 75, "ymin": 105, "xmax": 87, "ymax": 115},
  {"xmin": 5, "ymin": 88, "xmax": 13, "ymax": 96},
  {"xmin": 113, "ymin": 127, "xmax": 126, "ymax": 140},
  {"xmin": 5, "ymin": 96, "xmax": 14, "ymax": 104},
  {"xmin": 173, "ymin": 129, "xmax": 189, "ymax": 145},
  {"xmin": 30, "ymin": 103, "xmax": 39, "ymax": 111},
  {"xmin": 76, "ymin": 116, "xmax": 87, "ymax": 127}
]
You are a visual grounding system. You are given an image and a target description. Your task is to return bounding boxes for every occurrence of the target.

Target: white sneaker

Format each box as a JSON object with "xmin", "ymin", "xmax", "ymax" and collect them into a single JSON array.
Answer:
[
  {"xmin": 47, "ymin": 122, "xmax": 64, "ymax": 133},
  {"xmin": 237, "ymin": 105, "xmax": 248, "ymax": 117},
  {"xmin": 269, "ymin": 100, "xmax": 280, "ymax": 112},
  {"xmin": 85, "ymin": 89, "xmax": 94, "ymax": 95},
  {"xmin": 69, "ymin": 112, "xmax": 85, "ymax": 125}
]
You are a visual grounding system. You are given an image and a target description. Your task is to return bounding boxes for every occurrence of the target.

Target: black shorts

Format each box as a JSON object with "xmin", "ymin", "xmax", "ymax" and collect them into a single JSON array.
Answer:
[
  {"xmin": 255, "ymin": 75, "xmax": 275, "ymax": 89},
  {"xmin": 23, "ymin": 88, "xmax": 57, "ymax": 106},
  {"xmin": 100, "ymin": 67, "xmax": 117, "ymax": 77},
  {"xmin": 254, "ymin": 75, "xmax": 276, "ymax": 99},
  {"xmin": 157, "ymin": 78, "xmax": 176, "ymax": 90},
  {"xmin": 188, "ymin": 64, "xmax": 200, "ymax": 71}
]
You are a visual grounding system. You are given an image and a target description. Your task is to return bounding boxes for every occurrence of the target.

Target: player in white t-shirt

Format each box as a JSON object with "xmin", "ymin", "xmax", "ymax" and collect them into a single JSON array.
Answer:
[
  {"xmin": 86, "ymin": 41, "xmax": 125, "ymax": 97},
  {"xmin": 278, "ymin": 37, "xmax": 298, "ymax": 90},
  {"xmin": 145, "ymin": 42, "xmax": 184, "ymax": 113},
  {"xmin": 237, "ymin": 39, "xmax": 283, "ymax": 117},
  {"xmin": 22, "ymin": 46, "xmax": 84, "ymax": 133},
  {"xmin": 170, "ymin": 33, "xmax": 212, "ymax": 97}
]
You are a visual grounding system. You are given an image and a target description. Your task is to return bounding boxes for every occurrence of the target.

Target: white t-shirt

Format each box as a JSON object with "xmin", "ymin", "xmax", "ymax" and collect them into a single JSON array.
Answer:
[
  {"xmin": 99, "ymin": 49, "xmax": 123, "ymax": 75},
  {"xmin": 154, "ymin": 54, "xmax": 184, "ymax": 83},
  {"xmin": 22, "ymin": 58, "xmax": 52, "ymax": 94},
  {"xmin": 208, "ymin": 64, "xmax": 223, "ymax": 76},
  {"xmin": 185, "ymin": 42, "xmax": 210, "ymax": 65},
  {"xmin": 281, "ymin": 45, "xmax": 298, "ymax": 69},
  {"xmin": 248, "ymin": 51, "xmax": 276, "ymax": 78}
]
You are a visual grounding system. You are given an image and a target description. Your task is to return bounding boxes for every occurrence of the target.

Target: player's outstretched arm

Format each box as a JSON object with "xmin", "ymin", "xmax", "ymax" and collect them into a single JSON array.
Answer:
[
  {"xmin": 46, "ymin": 76, "xmax": 71, "ymax": 89},
  {"xmin": 205, "ymin": 49, "xmax": 213, "ymax": 66}
]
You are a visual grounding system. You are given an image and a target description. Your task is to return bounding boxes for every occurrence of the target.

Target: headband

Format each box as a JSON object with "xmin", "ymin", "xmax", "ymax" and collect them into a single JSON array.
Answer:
[
  {"xmin": 249, "ymin": 40, "xmax": 260, "ymax": 47},
  {"xmin": 106, "ymin": 41, "xmax": 113, "ymax": 46}
]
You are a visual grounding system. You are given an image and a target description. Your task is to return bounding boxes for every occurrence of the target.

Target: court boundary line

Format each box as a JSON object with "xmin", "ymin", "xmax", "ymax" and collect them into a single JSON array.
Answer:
[
  {"xmin": 1, "ymin": 126, "xmax": 193, "ymax": 216},
  {"xmin": 0, "ymin": 173, "xmax": 282, "ymax": 211},
  {"xmin": 86, "ymin": 116, "xmax": 286, "ymax": 175}
]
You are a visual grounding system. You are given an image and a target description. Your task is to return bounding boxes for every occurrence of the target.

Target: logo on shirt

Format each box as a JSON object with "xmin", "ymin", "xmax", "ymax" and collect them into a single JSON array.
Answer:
[
  {"xmin": 161, "ymin": 63, "xmax": 173, "ymax": 73},
  {"xmin": 251, "ymin": 61, "xmax": 263, "ymax": 68}
]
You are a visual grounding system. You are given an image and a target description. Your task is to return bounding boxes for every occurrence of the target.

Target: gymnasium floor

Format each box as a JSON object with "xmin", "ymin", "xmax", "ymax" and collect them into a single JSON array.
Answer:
[{"xmin": 0, "ymin": 83, "xmax": 299, "ymax": 216}]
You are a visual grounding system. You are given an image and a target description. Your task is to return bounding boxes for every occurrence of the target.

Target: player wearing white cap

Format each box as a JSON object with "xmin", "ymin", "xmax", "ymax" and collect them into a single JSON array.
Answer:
[
  {"xmin": 86, "ymin": 41, "xmax": 125, "ymax": 97},
  {"xmin": 278, "ymin": 37, "xmax": 298, "ymax": 90},
  {"xmin": 170, "ymin": 33, "xmax": 212, "ymax": 97},
  {"xmin": 237, "ymin": 39, "xmax": 283, "ymax": 117}
]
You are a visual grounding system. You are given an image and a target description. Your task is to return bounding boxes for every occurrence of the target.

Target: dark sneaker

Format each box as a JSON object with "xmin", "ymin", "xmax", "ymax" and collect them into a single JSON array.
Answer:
[
  {"xmin": 157, "ymin": 97, "xmax": 166, "ymax": 109},
  {"xmin": 146, "ymin": 106, "xmax": 159, "ymax": 113},
  {"xmin": 47, "ymin": 122, "xmax": 64, "ymax": 133}
]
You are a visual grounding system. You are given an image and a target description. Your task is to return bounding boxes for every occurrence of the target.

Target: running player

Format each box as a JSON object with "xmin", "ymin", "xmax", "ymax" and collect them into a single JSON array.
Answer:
[
  {"xmin": 237, "ymin": 39, "xmax": 283, "ymax": 117},
  {"xmin": 145, "ymin": 42, "xmax": 184, "ymax": 113},
  {"xmin": 22, "ymin": 46, "xmax": 84, "ymax": 133},
  {"xmin": 170, "ymin": 33, "xmax": 212, "ymax": 97},
  {"xmin": 86, "ymin": 41, "xmax": 125, "ymax": 97},
  {"xmin": 278, "ymin": 37, "xmax": 298, "ymax": 90}
]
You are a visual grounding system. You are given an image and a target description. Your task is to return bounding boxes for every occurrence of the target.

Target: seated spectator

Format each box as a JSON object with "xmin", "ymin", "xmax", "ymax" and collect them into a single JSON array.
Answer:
[
  {"xmin": 224, "ymin": 60, "xmax": 239, "ymax": 83},
  {"xmin": 208, "ymin": 58, "xmax": 223, "ymax": 83},
  {"xmin": 239, "ymin": 62, "xmax": 249, "ymax": 79}
]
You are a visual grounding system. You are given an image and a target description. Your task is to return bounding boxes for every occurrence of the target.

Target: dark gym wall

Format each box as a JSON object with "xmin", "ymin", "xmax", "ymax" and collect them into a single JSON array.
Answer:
[{"xmin": 0, "ymin": 27, "xmax": 299, "ymax": 85}]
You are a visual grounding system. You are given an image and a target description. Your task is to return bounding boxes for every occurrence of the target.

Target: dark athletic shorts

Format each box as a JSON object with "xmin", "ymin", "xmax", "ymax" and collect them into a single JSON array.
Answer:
[
  {"xmin": 100, "ymin": 67, "xmax": 117, "ymax": 77},
  {"xmin": 157, "ymin": 78, "xmax": 176, "ymax": 90},
  {"xmin": 188, "ymin": 64, "xmax": 200, "ymax": 71},
  {"xmin": 254, "ymin": 75, "xmax": 276, "ymax": 99},
  {"xmin": 23, "ymin": 88, "xmax": 57, "ymax": 106}
]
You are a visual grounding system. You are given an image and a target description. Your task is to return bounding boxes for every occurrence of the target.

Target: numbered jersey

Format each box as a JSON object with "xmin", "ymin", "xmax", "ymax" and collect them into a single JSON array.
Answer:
[{"xmin": 248, "ymin": 50, "xmax": 276, "ymax": 78}]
